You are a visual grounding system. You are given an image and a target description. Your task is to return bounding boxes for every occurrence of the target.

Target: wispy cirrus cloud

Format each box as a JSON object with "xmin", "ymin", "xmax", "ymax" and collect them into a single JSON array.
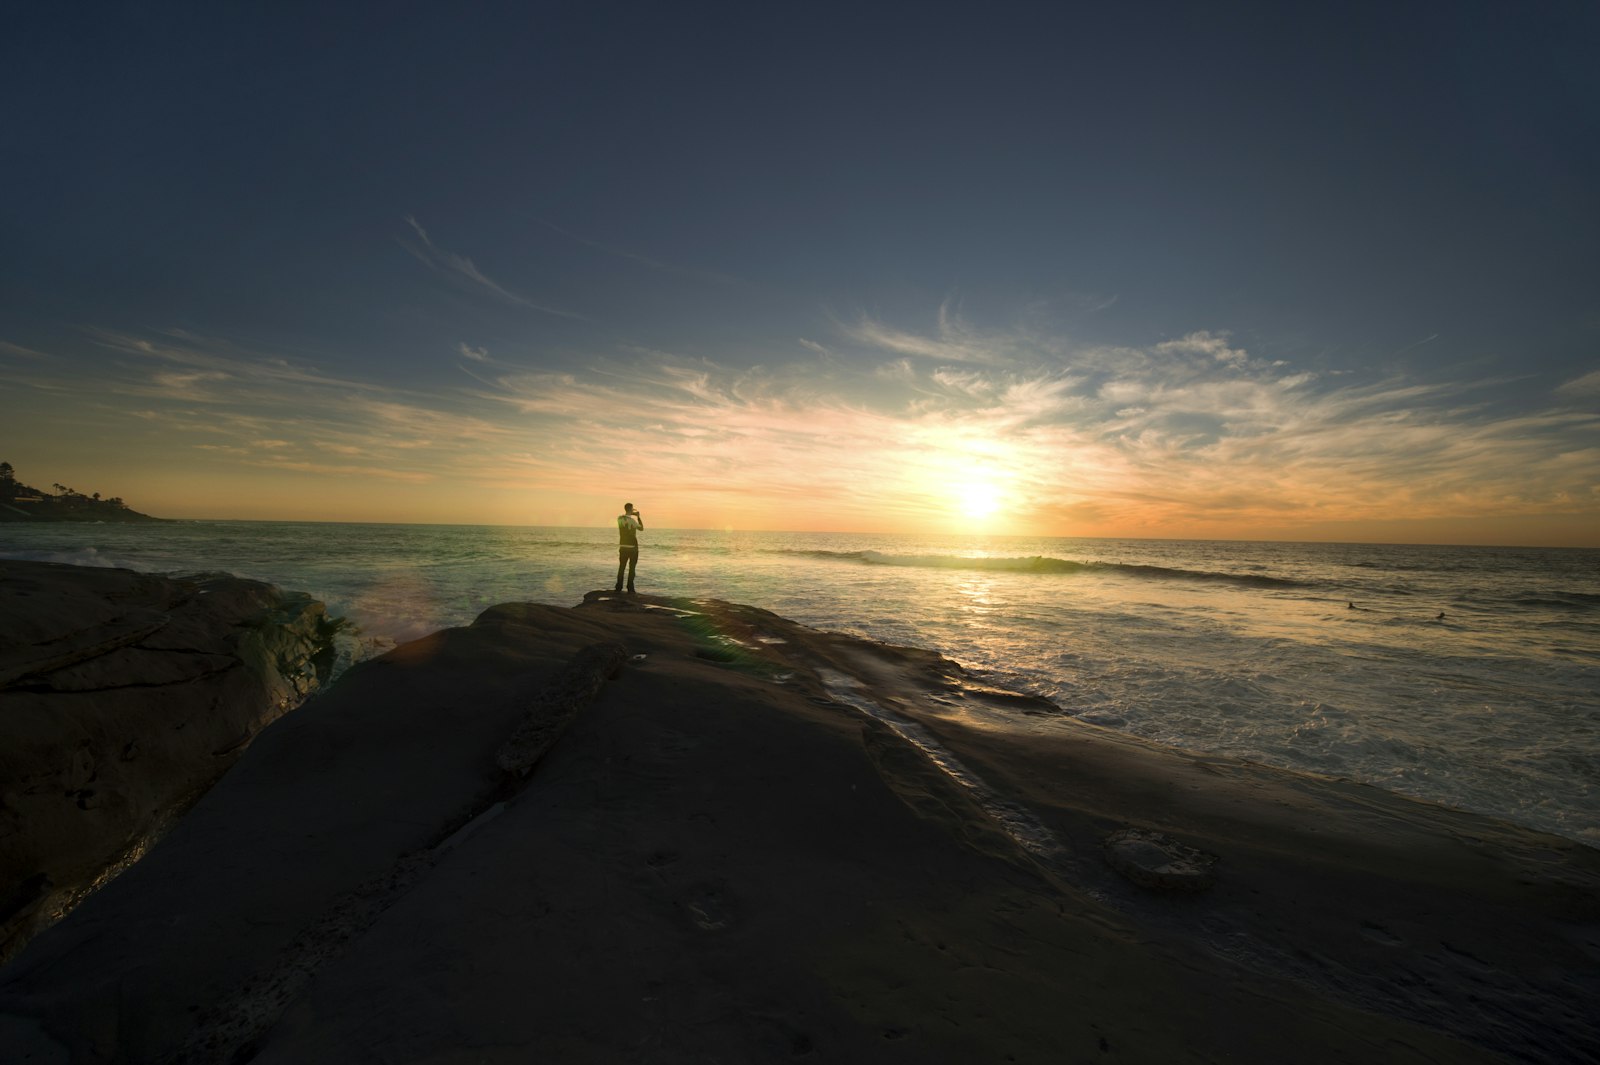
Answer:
[
  {"xmin": 837, "ymin": 299, "xmax": 1063, "ymax": 366},
  {"xmin": 0, "ymin": 339, "xmax": 55, "ymax": 360},
  {"xmin": 1556, "ymin": 368, "xmax": 1600, "ymax": 398},
  {"xmin": 89, "ymin": 329, "xmax": 382, "ymax": 395},
  {"xmin": 1153, "ymin": 330, "xmax": 1249, "ymax": 365},
  {"xmin": 18, "ymin": 330, "xmax": 521, "ymax": 488},
  {"xmin": 401, "ymin": 215, "xmax": 583, "ymax": 320}
]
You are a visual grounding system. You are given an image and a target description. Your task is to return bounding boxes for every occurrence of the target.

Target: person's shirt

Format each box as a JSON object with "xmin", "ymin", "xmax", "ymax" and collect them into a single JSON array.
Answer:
[{"xmin": 618, "ymin": 513, "xmax": 642, "ymax": 546}]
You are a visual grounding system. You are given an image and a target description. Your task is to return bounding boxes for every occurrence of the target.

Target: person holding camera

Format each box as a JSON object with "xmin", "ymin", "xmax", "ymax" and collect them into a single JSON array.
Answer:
[{"xmin": 615, "ymin": 502, "xmax": 643, "ymax": 593}]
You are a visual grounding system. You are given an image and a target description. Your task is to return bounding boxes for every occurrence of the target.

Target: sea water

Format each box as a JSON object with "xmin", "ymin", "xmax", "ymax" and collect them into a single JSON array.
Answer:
[{"xmin": 4, "ymin": 521, "xmax": 1597, "ymax": 844}]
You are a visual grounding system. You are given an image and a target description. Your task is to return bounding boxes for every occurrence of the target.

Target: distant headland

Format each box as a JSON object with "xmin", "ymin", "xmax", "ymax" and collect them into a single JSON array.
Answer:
[{"xmin": 0, "ymin": 461, "xmax": 163, "ymax": 523}]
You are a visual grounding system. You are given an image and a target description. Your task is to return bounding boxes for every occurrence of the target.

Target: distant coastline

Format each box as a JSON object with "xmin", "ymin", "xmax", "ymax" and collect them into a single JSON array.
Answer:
[
  {"xmin": 0, "ymin": 462, "xmax": 163, "ymax": 523},
  {"xmin": 0, "ymin": 504, "xmax": 164, "ymax": 524}
]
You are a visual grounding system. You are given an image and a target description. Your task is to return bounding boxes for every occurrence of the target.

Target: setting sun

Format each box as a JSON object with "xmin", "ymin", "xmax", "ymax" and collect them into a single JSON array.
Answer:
[
  {"xmin": 959, "ymin": 479, "xmax": 1001, "ymax": 519},
  {"xmin": 946, "ymin": 461, "xmax": 1009, "ymax": 522}
]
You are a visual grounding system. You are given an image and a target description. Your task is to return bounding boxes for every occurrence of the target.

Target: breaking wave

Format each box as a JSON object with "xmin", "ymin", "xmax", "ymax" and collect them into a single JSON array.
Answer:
[
  {"xmin": 0, "ymin": 546, "xmax": 133, "ymax": 569},
  {"xmin": 765, "ymin": 549, "xmax": 1312, "ymax": 589}
]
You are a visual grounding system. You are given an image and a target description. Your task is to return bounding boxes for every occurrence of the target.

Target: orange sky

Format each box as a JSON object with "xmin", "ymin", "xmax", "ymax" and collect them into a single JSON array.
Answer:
[{"xmin": 5, "ymin": 323, "xmax": 1596, "ymax": 547}]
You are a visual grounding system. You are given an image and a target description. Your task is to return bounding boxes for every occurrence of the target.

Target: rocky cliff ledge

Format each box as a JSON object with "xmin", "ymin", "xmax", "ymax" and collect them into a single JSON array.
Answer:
[
  {"xmin": 2, "ymin": 592, "xmax": 1596, "ymax": 1063},
  {"xmin": 0, "ymin": 560, "xmax": 340, "ymax": 961}
]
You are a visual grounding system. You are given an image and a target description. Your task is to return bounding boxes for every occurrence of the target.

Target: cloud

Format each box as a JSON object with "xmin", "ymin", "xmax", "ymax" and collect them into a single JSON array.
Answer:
[
  {"xmin": 22, "ymin": 331, "xmax": 532, "ymax": 490},
  {"xmin": 874, "ymin": 358, "xmax": 916, "ymax": 383},
  {"xmin": 458, "ymin": 343, "xmax": 490, "ymax": 362},
  {"xmin": 150, "ymin": 369, "xmax": 231, "ymax": 399},
  {"xmin": 840, "ymin": 299, "xmax": 1056, "ymax": 366},
  {"xmin": 930, "ymin": 368, "xmax": 994, "ymax": 396},
  {"xmin": 402, "ymin": 215, "xmax": 583, "ymax": 320},
  {"xmin": 1388, "ymin": 332, "xmax": 1441, "ymax": 358},
  {"xmin": 0, "ymin": 339, "xmax": 54, "ymax": 360},
  {"xmin": 1556, "ymin": 368, "xmax": 1600, "ymax": 397},
  {"xmin": 90, "ymin": 329, "xmax": 380, "ymax": 393},
  {"xmin": 243, "ymin": 458, "xmax": 437, "ymax": 483},
  {"xmin": 15, "ymin": 315, "xmax": 1598, "ymax": 537},
  {"xmin": 1153, "ymin": 330, "xmax": 1249, "ymax": 365},
  {"xmin": 595, "ymin": 315, "xmax": 1595, "ymax": 532},
  {"xmin": 451, "ymin": 313, "xmax": 1599, "ymax": 532}
]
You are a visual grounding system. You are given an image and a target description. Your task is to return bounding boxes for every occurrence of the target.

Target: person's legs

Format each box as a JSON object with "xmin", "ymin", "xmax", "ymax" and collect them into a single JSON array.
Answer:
[
  {"xmin": 625, "ymin": 547, "xmax": 639, "ymax": 592},
  {"xmin": 615, "ymin": 547, "xmax": 630, "ymax": 591}
]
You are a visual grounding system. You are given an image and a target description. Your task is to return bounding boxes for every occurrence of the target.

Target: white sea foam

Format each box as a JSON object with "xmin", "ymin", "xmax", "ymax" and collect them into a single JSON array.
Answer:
[{"xmin": 0, "ymin": 545, "xmax": 134, "ymax": 568}]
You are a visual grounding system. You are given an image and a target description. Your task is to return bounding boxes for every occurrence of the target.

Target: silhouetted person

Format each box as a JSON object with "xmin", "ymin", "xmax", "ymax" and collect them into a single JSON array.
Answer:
[{"xmin": 615, "ymin": 502, "xmax": 643, "ymax": 593}]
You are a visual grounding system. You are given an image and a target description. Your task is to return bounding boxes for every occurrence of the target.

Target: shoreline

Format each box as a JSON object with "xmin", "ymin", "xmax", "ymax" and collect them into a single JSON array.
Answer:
[
  {"xmin": 2, "ymin": 582, "xmax": 1597, "ymax": 1061},
  {"xmin": 3, "ymin": 531, "xmax": 1593, "ymax": 850}
]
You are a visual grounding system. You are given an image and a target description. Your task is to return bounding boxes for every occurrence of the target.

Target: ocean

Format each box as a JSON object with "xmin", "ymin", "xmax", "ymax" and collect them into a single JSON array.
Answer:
[{"xmin": 4, "ymin": 521, "xmax": 1597, "ymax": 845}]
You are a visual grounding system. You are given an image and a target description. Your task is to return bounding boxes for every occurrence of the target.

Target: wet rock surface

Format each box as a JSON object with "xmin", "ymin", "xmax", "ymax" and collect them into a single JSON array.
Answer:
[
  {"xmin": 0, "ymin": 560, "xmax": 339, "ymax": 961},
  {"xmin": 1103, "ymin": 827, "xmax": 1219, "ymax": 891}
]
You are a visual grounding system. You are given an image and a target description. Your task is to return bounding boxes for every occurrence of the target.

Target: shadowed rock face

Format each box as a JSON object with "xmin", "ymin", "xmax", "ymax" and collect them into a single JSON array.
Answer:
[
  {"xmin": 0, "ymin": 561, "xmax": 340, "ymax": 961},
  {"xmin": 2, "ymin": 589, "xmax": 1598, "ymax": 1064}
]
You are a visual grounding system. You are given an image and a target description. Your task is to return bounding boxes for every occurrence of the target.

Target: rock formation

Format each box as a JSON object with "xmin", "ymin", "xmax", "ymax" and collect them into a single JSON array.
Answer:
[
  {"xmin": 0, "ymin": 561, "xmax": 340, "ymax": 961},
  {"xmin": 2, "ymin": 589, "xmax": 1597, "ymax": 1063}
]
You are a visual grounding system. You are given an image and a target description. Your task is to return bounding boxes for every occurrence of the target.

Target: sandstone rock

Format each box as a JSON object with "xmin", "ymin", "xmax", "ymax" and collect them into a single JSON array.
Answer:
[{"xmin": 0, "ymin": 561, "xmax": 341, "ymax": 961}]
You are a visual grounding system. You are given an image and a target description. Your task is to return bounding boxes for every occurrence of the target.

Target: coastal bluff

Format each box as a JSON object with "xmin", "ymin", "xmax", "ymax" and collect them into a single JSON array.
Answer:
[
  {"xmin": 0, "ymin": 467, "xmax": 161, "ymax": 524},
  {"xmin": 2, "ymin": 588, "xmax": 1598, "ymax": 1063},
  {"xmin": 0, "ymin": 561, "xmax": 341, "ymax": 963}
]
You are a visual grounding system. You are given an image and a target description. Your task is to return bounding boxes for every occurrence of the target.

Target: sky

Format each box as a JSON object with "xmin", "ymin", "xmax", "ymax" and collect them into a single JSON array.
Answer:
[{"xmin": 3, "ymin": 2, "xmax": 1597, "ymax": 545}]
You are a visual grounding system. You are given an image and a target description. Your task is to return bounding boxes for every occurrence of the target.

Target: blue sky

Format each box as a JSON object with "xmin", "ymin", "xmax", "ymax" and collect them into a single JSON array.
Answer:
[{"xmin": 3, "ymin": 2, "xmax": 1597, "ymax": 542}]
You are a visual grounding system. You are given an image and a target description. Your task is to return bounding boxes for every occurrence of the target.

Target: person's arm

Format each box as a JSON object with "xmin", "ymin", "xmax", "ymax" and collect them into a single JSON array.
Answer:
[{"xmin": 635, "ymin": 512, "xmax": 644, "ymax": 530}]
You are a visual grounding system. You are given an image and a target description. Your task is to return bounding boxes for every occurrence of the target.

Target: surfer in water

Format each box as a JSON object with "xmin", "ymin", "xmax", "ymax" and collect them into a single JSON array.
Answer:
[{"xmin": 615, "ymin": 502, "xmax": 643, "ymax": 593}]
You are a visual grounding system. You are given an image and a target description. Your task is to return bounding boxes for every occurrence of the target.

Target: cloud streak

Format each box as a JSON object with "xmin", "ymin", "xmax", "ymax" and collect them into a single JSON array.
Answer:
[
  {"xmin": 0, "ymin": 339, "xmax": 55, "ymax": 360},
  {"xmin": 837, "ymin": 300, "xmax": 1062, "ymax": 367},
  {"xmin": 402, "ymin": 216, "xmax": 583, "ymax": 320}
]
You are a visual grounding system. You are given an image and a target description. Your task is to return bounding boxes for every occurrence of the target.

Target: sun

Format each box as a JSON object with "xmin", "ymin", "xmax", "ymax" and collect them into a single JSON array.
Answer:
[
  {"xmin": 957, "ymin": 479, "xmax": 1002, "ymax": 520},
  {"xmin": 918, "ymin": 448, "xmax": 1015, "ymax": 530}
]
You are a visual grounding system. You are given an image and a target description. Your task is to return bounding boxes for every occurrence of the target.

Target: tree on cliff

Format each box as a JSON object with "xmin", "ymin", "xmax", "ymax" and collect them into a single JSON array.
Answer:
[{"xmin": 0, "ymin": 465, "xmax": 155, "ymax": 521}]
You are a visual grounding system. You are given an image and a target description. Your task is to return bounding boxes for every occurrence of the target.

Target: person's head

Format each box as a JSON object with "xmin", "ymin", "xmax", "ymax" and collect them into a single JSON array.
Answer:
[{"xmin": 624, "ymin": 502, "xmax": 635, "ymax": 514}]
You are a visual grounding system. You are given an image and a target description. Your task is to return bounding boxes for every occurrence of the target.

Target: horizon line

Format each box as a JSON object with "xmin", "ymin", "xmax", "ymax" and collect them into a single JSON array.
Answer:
[{"xmin": 130, "ymin": 516, "xmax": 1599, "ymax": 552}]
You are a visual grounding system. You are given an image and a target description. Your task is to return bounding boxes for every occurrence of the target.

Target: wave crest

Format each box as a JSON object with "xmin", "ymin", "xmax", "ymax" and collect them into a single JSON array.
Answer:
[{"xmin": 765, "ymin": 549, "xmax": 1310, "ymax": 588}]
